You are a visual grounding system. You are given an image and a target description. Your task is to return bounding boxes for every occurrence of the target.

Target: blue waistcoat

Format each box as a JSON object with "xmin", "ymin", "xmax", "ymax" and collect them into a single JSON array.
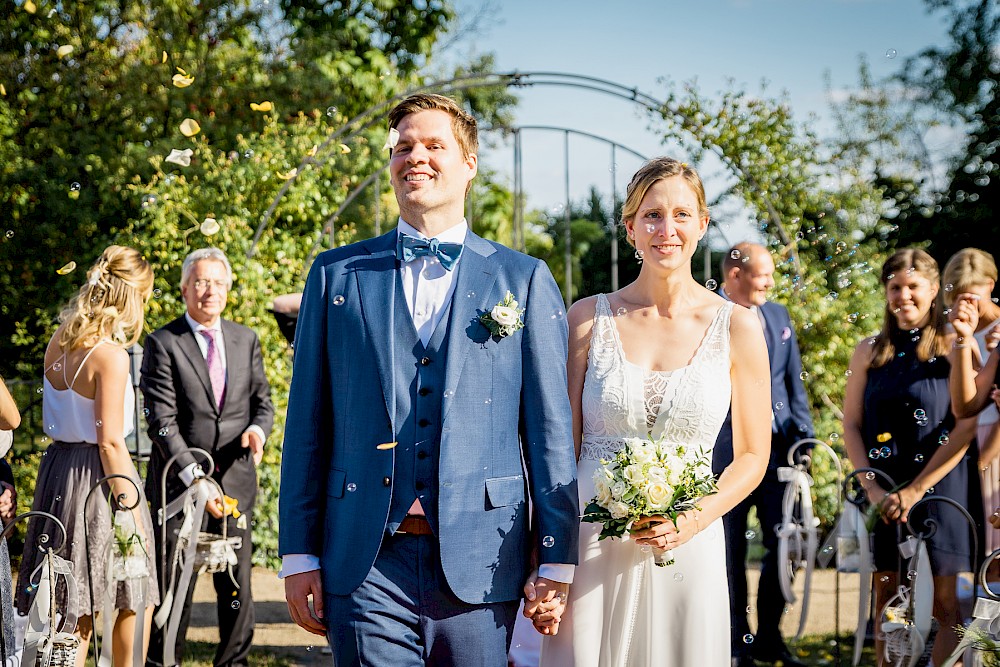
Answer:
[{"xmin": 386, "ymin": 274, "xmax": 452, "ymax": 534}]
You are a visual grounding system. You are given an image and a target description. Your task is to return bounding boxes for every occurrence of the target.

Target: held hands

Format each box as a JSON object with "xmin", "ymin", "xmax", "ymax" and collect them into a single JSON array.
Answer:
[
  {"xmin": 522, "ymin": 571, "xmax": 570, "ymax": 636},
  {"xmin": 950, "ymin": 293, "xmax": 981, "ymax": 341},
  {"xmin": 285, "ymin": 570, "xmax": 326, "ymax": 636},
  {"xmin": 242, "ymin": 429, "xmax": 265, "ymax": 466}
]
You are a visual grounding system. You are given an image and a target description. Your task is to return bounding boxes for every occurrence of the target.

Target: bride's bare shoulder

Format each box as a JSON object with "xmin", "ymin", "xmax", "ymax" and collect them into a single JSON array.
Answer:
[{"xmin": 567, "ymin": 294, "xmax": 600, "ymax": 328}]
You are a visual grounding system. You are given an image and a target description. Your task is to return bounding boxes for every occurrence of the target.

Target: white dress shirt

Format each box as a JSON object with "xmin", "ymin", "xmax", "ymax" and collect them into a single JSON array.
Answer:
[
  {"xmin": 177, "ymin": 313, "xmax": 266, "ymax": 485},
  {"xmin": 281, "ymin": 220, "xmax": 573, "ymax": 584}
]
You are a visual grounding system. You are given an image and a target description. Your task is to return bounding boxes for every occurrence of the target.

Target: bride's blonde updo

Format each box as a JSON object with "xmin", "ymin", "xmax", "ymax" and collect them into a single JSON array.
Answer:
[{"xmin": 58, "ymin": 246, "xmax": 154, "ymax": 350}]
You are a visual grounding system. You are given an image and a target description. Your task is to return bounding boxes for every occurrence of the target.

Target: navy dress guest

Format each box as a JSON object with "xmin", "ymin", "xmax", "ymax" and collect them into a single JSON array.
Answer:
[{"xmin": 844, "ymin": 248, "xmax": 980, "ymax": 666}]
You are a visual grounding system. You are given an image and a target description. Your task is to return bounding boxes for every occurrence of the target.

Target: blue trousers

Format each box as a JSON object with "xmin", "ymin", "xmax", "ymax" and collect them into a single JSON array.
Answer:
[{"xmin": 325, "ymin": 533, "xmax": 519, "ymax": 666}]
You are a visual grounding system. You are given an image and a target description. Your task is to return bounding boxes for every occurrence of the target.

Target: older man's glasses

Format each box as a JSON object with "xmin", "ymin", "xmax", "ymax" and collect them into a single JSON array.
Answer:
[{"xmin": 192, "ymin": 279, "xmax": 229, "ymax": 291}]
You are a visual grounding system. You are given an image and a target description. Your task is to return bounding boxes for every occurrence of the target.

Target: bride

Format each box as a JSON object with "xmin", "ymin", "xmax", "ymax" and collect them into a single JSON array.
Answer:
[{"xmin": 536, "ymin": 157, "xmax": 772, "ymax": 666}]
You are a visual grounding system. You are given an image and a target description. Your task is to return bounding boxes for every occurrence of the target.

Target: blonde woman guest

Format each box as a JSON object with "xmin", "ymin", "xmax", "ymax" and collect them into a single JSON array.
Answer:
[
  {"xmin": 15, "ymin": 246, "xmax": 158, "ymax": 667},
  {"xmin": 941, "ymin": 248, "xmax": 1000, "ymax": 565},
  {"xmin": 844, "ymin": 248, "xmax": 979, "ymax": 666},
  {"xmin": 537, "ymin": 157, "xmax": 770, "ymax": 667}
]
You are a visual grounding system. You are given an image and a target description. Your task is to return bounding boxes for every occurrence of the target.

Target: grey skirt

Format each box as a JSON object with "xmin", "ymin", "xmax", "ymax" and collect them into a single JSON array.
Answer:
[{"xmin": 15, "ymin": 441, "xmax": 159, "ymax": 616}]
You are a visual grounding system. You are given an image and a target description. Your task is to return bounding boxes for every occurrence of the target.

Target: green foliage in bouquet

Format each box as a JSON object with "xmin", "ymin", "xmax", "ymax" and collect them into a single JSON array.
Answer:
[{"xmin": 582, "ymin": 438, "xmax": 718, "ymax": 542}]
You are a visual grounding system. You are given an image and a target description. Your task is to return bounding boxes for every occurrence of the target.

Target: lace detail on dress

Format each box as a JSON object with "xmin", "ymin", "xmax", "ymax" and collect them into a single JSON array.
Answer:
[{"xmin": 579, "ymin": 294, "xmax": 734, "ymax": 462}]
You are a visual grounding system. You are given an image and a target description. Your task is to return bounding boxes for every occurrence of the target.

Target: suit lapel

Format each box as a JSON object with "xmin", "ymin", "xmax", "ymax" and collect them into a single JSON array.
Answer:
[
  {"xmin": 220, "ymin": 320, "xmax": 244, "ymax": 413},
  {"xmin": 761, "ymin": 302, "xmax": 777, "ymax": 358},
  {"xmin": 441, "ymin": 232, "xmax": 498, "ymax": 423},
  {"xmin": 176, "ymin": 321, "xmax": 218, "ymax": 412},
  {"xmin": 355, "ymin": 230, "xmax": 401, "ymax": 425}
]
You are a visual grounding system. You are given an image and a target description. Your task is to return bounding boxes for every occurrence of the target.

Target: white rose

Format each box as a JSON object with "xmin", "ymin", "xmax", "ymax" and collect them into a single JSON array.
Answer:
[
  {"xmin": 644, "ymin": 482, "xmax": 673, "ymax": 511},
  {"xmin": 593, "ymin": 471, "xmax": 614, "ymax": 506},
  {"xmin": 663, "ymin": 455, "xmax": 685, "ymax": 486},
  {"xmin": 629, "ymin": 440, "xmax": 657, "ymax": 464},
  {"xmin": 646, "ymin": 466, "xmax": 668, "ymax": 484},
  {"xmin": 608, "ymin": 500, "xmax": 631, "ymax": 520},
  {"xmin": 491, "ymin": 305, "xmax": 520, "ymax": 327},
  {"xmin": 623, "ymin": 464, "xmax": 646, "ymax": 486},
  {"xmin": 610, "ymin": 480, "xmax": 627, "ymax": 500}
]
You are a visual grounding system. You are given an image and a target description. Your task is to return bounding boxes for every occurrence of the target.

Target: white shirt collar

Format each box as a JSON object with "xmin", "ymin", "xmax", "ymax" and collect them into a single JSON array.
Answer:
[
  {"xmin": 396, "ymin": 218, "xmax": 469, "ymax": 245},
  {"xmin": 185, "ymin": 312, "xmax": 222, "ymax": 334}
]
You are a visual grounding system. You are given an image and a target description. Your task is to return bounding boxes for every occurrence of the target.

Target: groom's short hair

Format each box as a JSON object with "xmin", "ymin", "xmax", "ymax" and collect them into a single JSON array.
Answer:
[{"xmin": 387, "ymin": 93, "xmax": 478, "ymax": 161}]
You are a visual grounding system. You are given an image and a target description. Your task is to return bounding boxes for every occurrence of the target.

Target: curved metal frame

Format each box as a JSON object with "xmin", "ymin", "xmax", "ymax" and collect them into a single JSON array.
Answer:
[
  {"xmin": 0, "ymin": 510, "xmax": 67, "ymax": 662},
  {"xmin": 83, "ymin": 473, "xmax": 143, "ymax": 666},
  {"xmin": 248, "ymin": 70, "xmax": 803, "ymax": 276},
  {"xmin": 159, "ymin": 448, "xmax": 217, "ymax": 601}
]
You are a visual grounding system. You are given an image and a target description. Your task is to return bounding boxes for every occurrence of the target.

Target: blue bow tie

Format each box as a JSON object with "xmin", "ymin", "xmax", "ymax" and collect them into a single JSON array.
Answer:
[{"xmin": 396, "ymin": 233, "xmax": 463, "ymax": 271}]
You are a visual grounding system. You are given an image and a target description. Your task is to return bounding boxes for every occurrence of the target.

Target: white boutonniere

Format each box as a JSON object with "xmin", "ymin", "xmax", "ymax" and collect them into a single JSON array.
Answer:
[{"xmin": 479, "ymin": 291, "xmax": 524, "ymax": 339}]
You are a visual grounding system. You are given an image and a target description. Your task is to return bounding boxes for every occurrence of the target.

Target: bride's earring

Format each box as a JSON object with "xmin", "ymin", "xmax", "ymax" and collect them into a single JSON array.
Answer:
[{"xmin": 635, "ymin": 248, "xmax": 644, "ymax": 261}]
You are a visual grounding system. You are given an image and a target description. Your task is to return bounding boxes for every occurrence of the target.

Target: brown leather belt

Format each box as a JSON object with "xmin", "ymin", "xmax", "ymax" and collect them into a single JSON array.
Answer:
[{"xmin": 397, "ymin": 515, "xmax": 433, "ymax": 536}]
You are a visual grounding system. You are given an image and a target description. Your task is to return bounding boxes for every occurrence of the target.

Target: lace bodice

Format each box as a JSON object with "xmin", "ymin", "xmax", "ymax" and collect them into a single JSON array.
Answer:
[{"xmin": 580, "ymin": 294, "xmax": 733, "ymax": 462}]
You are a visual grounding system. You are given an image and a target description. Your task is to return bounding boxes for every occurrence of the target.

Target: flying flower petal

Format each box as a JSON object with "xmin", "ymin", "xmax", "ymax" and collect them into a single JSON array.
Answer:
[
  {"xmin": 24, "ymin": 0, "xmax": 36, "ymax": 14},
  {"xmin": 0, "ymin": 84, "xmax": 5, "ymax": 96},
  {"xmin": 176, "ymin": 67, "xmax": 188, "ymax": 76},
  {"xmin": 164, "ymin": 148, "xmax": 194, "ymax": 167},
  {"xmin": 56, "ymin": 45, "xmax": 74, "ymax": 58},
  {"xmin": 306, "ymin": 144, "xmax": 318, "ymax": 157},
  {"xmin": 56, "ymin": 261, "xmax": 77, "ymax": 275},
  {"xmin": 277, "ymin": 168, "xmax": 298, "ymax": 180},
  {"xmin": 179, "ymin": 118, "xmax": 201, "ymax": 137},
  {"xmin": 172, "ymin": 73, "xmax": 194, "ymax": 88},
  {"xmin": 383, "ymin": 127, "xmax": 399, "ymax": 151},
  {"xmin": 339, "ymin": 143, "xmax": 351, "ymax": 154},
  {"xmin": 249, "ymin": 101, "xmax": 273, "ymax": 112},
  {"xmin": 161, "ymin": 51, "xmax": 168, "ymax": 64},
  {"xmin": 200, "ymin": 217, "xmax": 220, "ymax": 236}
]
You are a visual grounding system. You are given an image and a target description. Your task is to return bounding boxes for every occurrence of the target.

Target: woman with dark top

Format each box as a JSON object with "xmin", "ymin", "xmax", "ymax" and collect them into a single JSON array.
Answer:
[{"xmin": 843, "ymin": 248, "xmax": 980, "ymax": 666}]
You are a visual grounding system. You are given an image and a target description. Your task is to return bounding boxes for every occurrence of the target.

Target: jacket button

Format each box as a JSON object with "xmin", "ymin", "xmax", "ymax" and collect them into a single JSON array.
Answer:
[
  {"xmin": 418, "ymin": 418, "xmax": 430, "ymax": 427},
  {"xmin": 418, "ymin": 387, "xmax": 432, "ymax": 396},
  {"xmin": 417, "ymin": 451, "xmax": 428, "ymax": 460},
  {"xmin": 420, "ymin": 357, "xmax": 431, "ymax": 366},
  {"xmin": 415, "ymin": 481, "xmax": 426, "ymax": 491},
  {"xmin": 383, "ymin": 476, "xmax": 391, "ymax": 487},
  {"xmin": 216, "ymin": 417, "xmax": 223, "ymax": 423}
]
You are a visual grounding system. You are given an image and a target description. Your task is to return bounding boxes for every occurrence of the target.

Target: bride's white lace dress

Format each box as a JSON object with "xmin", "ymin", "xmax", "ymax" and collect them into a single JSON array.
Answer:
[{"xmin": 540, "ymin": 294, "xmax": 734, "ymax": 667}]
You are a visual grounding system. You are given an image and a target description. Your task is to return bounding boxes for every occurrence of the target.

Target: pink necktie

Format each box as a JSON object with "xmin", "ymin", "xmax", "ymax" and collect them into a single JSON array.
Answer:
[{"xmin": 200, "ymin": 330, "xmax": 225, "ymax": 409}]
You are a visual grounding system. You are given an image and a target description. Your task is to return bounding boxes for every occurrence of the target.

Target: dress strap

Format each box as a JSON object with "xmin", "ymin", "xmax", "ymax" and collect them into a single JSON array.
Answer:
[
  {"xmin": 588, "ymin": 294, "xmax": 624, "ymax": 374},
  {"xmin": 689, "ymin": 301, "xmax": 733, "ymax": 365},
  {"xmin": 68, "ymin": 340, "xmax": 106, "ymax": 390}
]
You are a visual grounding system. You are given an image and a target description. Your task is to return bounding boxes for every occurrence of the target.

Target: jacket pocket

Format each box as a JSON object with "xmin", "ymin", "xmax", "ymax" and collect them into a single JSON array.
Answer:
[
  {"xmin": 485, "ymin": 474, "xmax": 525, "ymax": 509},
  {"xmin": 327, "ymin": 469, "xmax": 347, "ymax": 498}
]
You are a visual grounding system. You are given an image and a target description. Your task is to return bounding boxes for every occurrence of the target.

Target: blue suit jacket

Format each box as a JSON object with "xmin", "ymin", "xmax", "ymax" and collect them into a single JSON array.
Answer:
[
  {"xmin": 278, "ymin": 230, "xmax": 579, "ymax": 604},
  {"xmin": 712, "ymin": 299, "xmax": 814, "ymax": 475}
]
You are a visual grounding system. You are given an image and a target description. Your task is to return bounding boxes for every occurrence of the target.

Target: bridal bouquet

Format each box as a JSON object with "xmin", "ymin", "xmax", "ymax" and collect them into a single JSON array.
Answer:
[{"xmin": 582, "ymin": 437, "xmax": 718, "ymax": 566}]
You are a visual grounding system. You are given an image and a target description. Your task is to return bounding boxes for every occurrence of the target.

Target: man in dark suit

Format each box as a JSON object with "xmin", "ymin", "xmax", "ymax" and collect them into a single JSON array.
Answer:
[
  {"xmin": 714, "ymin": 242, "xmax": 814, "ymax": 667},
  {"xmin": 141, "ymin": 247, "xmax": 274, "ymax": 667}
]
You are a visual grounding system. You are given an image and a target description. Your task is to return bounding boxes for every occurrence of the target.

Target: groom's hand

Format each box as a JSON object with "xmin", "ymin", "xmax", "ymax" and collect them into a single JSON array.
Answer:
[
  {"xmin": 522, "ymin": 571, "xmax": 569, "ymax": 635},
  {"xmin": 285, "ymin": 570, "xmax": 326, "ymax": 636}
]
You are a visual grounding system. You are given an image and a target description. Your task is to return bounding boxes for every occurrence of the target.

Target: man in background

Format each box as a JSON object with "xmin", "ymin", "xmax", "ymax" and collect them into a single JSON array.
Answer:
[
  {"xmin": 142, "ymin": 247, "xmax": 274, "ymax": 667},
  {"xmin": 714, "ymin": 242, "xmax": 814, "ymax": 667}
]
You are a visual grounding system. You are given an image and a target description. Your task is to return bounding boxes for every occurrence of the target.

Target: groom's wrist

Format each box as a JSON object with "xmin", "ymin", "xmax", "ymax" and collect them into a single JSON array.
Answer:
[{"xmin": 538, "ymin": 563, "xmax": 575, "ymax": 584}]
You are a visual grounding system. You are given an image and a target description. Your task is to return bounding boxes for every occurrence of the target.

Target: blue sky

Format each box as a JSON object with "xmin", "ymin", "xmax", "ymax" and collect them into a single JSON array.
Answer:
[{"xmin": 443, "ymin": 0, "xmax": 951, "ymax": 243}]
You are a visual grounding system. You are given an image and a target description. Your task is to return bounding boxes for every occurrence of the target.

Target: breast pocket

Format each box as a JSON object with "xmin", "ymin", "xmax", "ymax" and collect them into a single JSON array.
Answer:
[
  {"xmin": 485, "ymin": 474, "xmax": 526, "ymax": 510},
  {"xmin": 327, "ymin": 469, "xmax": 347, "ymax": 499}
]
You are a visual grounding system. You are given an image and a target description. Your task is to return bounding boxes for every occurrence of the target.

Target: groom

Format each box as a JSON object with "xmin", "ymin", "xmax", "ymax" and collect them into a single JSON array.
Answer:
[{"xmin": 279, "ymin": 93, "xmax": 579, "ymax": 665}]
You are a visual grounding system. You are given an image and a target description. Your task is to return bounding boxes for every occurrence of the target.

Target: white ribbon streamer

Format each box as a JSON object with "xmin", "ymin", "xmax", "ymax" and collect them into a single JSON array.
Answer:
[
  {"xmin": 97, "ymin": 510, "xmax": 148, "ymax": 667},
  {"xmin": 20, "ymin": 552, "xmax": 79, "ymax": 667},
  {"xmin": 775, "ymin": 464, "xmax": 820, "ymax": 639}
]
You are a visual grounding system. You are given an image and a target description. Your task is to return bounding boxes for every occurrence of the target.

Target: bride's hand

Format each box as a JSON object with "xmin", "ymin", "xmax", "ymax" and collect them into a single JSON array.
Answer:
[{"xmin": 631, "ymin": 512, "xmax": 700, "ymax": 551}]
